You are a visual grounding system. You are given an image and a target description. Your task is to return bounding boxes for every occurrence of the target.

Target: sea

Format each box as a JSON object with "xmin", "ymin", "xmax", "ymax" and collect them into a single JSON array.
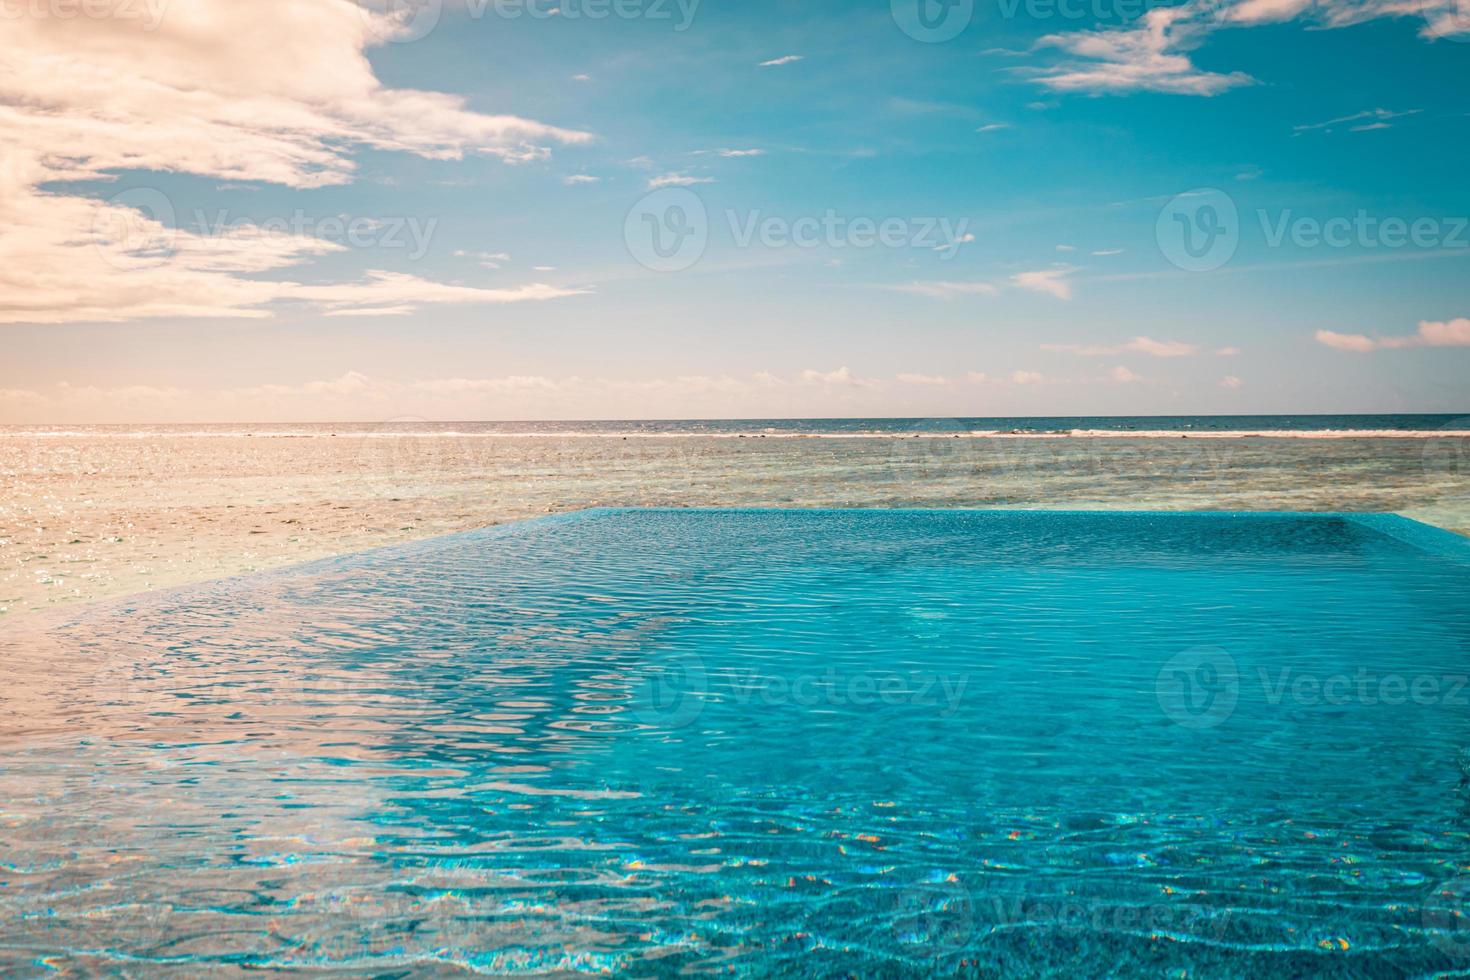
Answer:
[{"xmin": 1, "ymin": 414, "xmax": 1466, "ymax": 620}]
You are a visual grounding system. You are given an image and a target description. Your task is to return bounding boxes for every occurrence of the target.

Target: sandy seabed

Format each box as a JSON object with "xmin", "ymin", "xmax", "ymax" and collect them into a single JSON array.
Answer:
[{"xmin": 1, "ymin": 431, "xmax": 1466, "ymax": 620}]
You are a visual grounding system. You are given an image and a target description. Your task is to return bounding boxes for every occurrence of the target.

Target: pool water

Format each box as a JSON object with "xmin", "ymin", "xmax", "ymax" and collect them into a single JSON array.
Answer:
[{"xmin": 3, "ymin": 509, "xmax": 1470, "ymax": 975}]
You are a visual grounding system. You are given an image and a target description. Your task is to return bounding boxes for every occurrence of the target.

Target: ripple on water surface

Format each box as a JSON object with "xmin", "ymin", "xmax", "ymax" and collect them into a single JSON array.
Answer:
[{"xmin": 2, "ymin": 509, "xmax": 1470, "ymax": 975}]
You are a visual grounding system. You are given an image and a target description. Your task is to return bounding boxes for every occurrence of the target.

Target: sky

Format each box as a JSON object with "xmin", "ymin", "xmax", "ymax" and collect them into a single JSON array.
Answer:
[{"xmin": 1, "ymin": 0, "xmax": 1467, "ymax": 422}]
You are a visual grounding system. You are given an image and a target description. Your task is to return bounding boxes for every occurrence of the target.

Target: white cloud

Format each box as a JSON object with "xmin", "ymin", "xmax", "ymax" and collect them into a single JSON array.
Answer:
[
  {"xmin": 1029, "ymin": 0, "xmax": 1463, "ymax": 97},
  {"xmin": 896, "ymin": 373, "xmax": 950, "ymax": 385},
  {"xmin": 1223, "ymin": 0, "xmax": 1314, "ymax": 23},
  {"xmin": 975, "ymin": 124, "xmax": 1012, "ymax": 133},
  {"xmin": 1092, "ymin": 248, "xmax": 1124, "ymax": 256},
  {"xmin": 1219, "ymin": 375, "xmax": 1243, "ymax": 389},
  {"xmin": 1317, "ymin": 319, "xmax": 1470, "ymax": 351},
  {"xmin": 1011, "ymin": 370, "xmax": 1046, "ymax": 385},
  {"xmin": 717, "ymin": 148, "xmax": 765, "ymax": 157},
  {"xmin": 287, "ymin": 273, "xmax": 589, "ymax": 317},
  {"xmin": 1111, "ymin": 365, "xmax": 1142, "ymax": 383},
  {"xmin": 800, "ymin": 366, "xmax": 872, "ymax": 386},
  {"xmin": 0, "ymin": 0, "xmax": 593, "ymax": 325},
  {"xmin": 1315, "ymin": 329, "xmax": 1380, "ymax": 352},
  {"xmin": 647, "ymin": 173, "xmax": 715, "ymax": 189},
  {"xmin": 572, "ymin": 73, "xmax": 592, "ymax": 81},
  {"xmin": 456, "ymin": 250, "xmax": 512, "ymax": 269},
  {"xmin": 1125, "ymin": 336, "xmax": 1198, "ymax": 357},
  {"xmin": 1033, "ymin": 7, "xmax": 1256, "ymax": 96},
  {"xmin": 759, "ymin": 55, "xmax": 804, "ymax": 67},
  {"xmin": 1011, "ymin": 268, "xmax": 1074, "ymax": 300},
  {"xmin": 1420, "ymin": 318, "xmax": 1470, "ymax": 346},
  {"xmin": 881, "ymin": 281, "xmax": 999, "ymax": 300},
  {"xmin": 1056, "ymin": 244, "xmax": 1077, "ymax": 252},
  {"xmin": 1041, "ymin": 335, "xmax": 1200, "ymax": 357},
  {"xmin": 563, "ymin": 174, "xmax": 601, "ymax": 185}
]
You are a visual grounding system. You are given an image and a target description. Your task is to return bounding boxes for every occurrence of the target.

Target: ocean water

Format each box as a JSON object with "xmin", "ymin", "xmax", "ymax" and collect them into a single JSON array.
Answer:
[
  {"xmin": 2, "ymin": 508, "xmax": 1469, "ymax": 975},
  {"xmin": 5, "ymin": 413, "xmax": 1468, "ymax": 437},
  {"xmin": 2, "ymin": 416, "xmax": 1467, "ymax": 620}
]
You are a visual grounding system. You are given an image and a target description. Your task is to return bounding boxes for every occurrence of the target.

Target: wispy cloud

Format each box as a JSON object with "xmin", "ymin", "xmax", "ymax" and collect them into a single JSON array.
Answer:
[
  {"xmin": 717, "ymin": 148, "xmax": 765, "ymax": 157},
  {"xmin": 647, "ymin": 173, "xmax": 716, "ymax": 189},
  {"xmin": 563, "ymin": 174, "xmax": 601, "ymax": 185},
  {"xmin": 289, "ymin": 273, "xmax": 589, "ymax": 317},
  {"xmin": 975, "ymin": 123, "xmax": 1012, "ymax": 133},
  {"xmin": 1294, "ymin": 108, "xmax": 1423, "ymax": 135},
  {"xmin": 1011, "ymin": 267, "xmax": 1075, "ymax": 300},
  {"xmin": 801, "ymin": 366, "xmax": 872, "ymax": 385},
  {"xmin": 759, "ymin": 55, "xmax": 804, "ymax": 67},
  {"xmin": 1032, "ymin": 7, "xmax": 1256, "ymax": 96},
  {"xmin": 933, "ymin": 234, "xmax": 976, "ymax": 252},
  {"xmin": 1026, "ymin": 0, "xmax": 1463, "ymax": 98},
  {"xmin": 880, "ymin": 281, "xmax": 999, "ymax": 300},
  {"xmin": 1042, "ymin": 336, "xmax": 1200, "ymax": 357}
]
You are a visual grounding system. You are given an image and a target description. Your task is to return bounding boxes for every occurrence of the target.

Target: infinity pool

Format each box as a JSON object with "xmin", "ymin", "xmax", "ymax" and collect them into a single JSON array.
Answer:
[{"xmin": 3, "ymin": 509, "xmax": 1469, "ymax": 975}]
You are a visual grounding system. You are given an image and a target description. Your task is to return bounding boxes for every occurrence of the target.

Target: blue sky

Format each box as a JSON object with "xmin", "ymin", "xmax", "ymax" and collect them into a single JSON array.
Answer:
[{"xmin": 1, "ymin": 0, "xmax": 1467, "ymax": 420}]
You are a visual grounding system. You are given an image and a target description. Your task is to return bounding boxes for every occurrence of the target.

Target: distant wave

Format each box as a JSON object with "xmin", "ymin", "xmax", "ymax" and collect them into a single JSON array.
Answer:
[{"xmin": 5, "ymin": 426, "xmax": 1468, "ymax": 440}]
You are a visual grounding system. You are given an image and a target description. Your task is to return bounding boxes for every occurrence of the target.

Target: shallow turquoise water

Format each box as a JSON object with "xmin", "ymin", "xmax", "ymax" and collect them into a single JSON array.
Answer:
[{"xmin": 3, "ymin": 509, "xmax": 1470, "ymax": 975}]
